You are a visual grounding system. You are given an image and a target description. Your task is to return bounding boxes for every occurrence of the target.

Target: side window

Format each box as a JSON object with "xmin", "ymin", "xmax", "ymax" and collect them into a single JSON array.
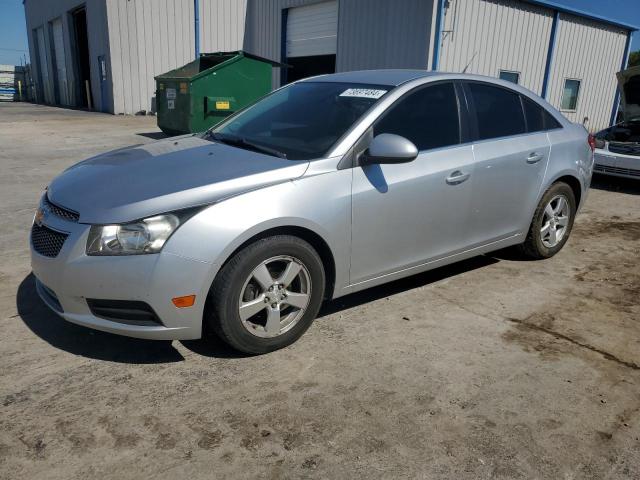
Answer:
[
  {"xmin": 522, "ymin": 96, "xmax": 562, "ymax": 132},
  {"xmin": 499, "ymin": 70, "xmax": 520, "ymax": 84},
  {"xmin": 561, "ymin": 79, "xmax": 581, "ymax": 111},
  {"xmin": 373, "ymin": 83, "xmax": 460, "ymax": 151},
  {"xmin": 468, "ymin": 82, "xmax": 526, "ymax": 140}
]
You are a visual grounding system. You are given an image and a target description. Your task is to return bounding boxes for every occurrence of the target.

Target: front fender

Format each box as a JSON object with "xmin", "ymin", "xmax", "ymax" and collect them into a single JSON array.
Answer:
[{"xmin": 163, "ymin": 169, "xmax": 352, "ymax": 298}]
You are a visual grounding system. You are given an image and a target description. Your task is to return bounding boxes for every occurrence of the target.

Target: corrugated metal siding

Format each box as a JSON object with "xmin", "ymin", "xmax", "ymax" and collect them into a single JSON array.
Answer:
[
  {"xmin": 243, "ymin": 0, "xmax": 436, "ymax": 87},
  {"xmin": 199, "ymin": 0, "xmax": 247, "ymax": 53},
  {"xmin": 106, "ymin": 0, "xmax": 245, "ymax": 114},
  {"xmin": 335, "ymin": 0, "xmax": 434, "ymax": 72},
  {"xmin": 24, "ymin": 0, "xmax": 110, "ymax": 109},
  {"xmin": 546, "ymin": 13, "xmax": 627, "ymax": 131},
  {"xmin": 242, "ymin": 0, "xmax": 320, "ymax": 87},
  {"xmin": 106, "ymin": 0, "xmax": 194, "ymax": 114},
  {"xmin": 439, "ymin": 0, "xmax": 553, "ymax": 95}
]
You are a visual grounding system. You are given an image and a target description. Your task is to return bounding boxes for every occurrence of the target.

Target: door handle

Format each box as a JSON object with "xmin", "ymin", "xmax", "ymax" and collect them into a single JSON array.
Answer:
[
  {"xmin": 526, "ymin": 152, "xmax": 543, "ymax": 164},
  {"xmin": 445, "ymin": 170, "xmax": 470, "ymax": 185}
]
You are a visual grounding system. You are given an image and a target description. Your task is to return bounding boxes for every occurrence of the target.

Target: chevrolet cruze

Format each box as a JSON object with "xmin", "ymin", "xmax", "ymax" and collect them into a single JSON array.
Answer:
[{"xmin": 30, "ymin": 70, "xmax": 593, "ymax": 354}]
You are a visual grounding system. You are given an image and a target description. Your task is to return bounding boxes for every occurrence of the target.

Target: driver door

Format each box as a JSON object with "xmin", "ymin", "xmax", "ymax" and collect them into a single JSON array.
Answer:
[{"xmin": 350, "ymin": 82, "xmax": 476, "ymax": 285}]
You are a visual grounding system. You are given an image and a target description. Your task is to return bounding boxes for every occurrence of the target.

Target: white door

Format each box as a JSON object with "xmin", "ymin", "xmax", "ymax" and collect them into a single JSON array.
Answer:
[
  {"xmin": 36, "ymin": 26, "xmax": 53, "ymax": 104},
  {"xmin": 51, "ymin": 18, "xmax": 70, "ymax": 105},
  {"xmin": 286, "ymin": 1, "xmax": 338, "ymax": 58}
]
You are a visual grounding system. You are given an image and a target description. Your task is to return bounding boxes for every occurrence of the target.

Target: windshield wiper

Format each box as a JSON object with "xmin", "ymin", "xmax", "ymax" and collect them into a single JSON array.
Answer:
[{"xmin": 208, "ymin": 132, "xmax": 287, "ymax": 159}]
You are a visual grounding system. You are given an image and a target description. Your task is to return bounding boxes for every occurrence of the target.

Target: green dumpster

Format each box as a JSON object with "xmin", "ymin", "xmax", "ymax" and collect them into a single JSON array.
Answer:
[{"xmin": 155, "ymin": 51, "xmax": 284, "ymax": 135}]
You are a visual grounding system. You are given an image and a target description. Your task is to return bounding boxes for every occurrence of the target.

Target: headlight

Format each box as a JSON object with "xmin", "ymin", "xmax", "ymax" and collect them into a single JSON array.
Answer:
[
  {"xmin": 86, "ymin": 214, "xmax": 180, "ymax": 255},
  {"xmin": 594, "ymin": 137, "xmax": 606, "ymax": 149}
]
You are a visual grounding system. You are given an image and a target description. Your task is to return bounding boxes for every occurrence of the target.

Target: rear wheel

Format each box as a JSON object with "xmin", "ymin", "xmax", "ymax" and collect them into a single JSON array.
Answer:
[
  {"xmin": 520, "ymin": 182, "xmax": 576, "ymax": 259},
  {"xmin": 207, "ymin": 235, "xmax": 325, "ymax": 354}
]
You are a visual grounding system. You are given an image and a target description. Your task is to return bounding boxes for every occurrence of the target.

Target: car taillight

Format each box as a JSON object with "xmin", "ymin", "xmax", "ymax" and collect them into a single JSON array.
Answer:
[{"xmin": 587, "ymin": 134, "xmax": 596, "ymax": 152}]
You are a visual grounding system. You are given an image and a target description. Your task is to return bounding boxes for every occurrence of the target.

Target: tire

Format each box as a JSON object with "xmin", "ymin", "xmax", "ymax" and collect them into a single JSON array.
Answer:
[
  {"xmin": 519, "ymin": 182, "xmax": 576, "ymax": 259},
  {"xmin": 207, "ymin": 235, "xmax": 325, "ymax": 354}
]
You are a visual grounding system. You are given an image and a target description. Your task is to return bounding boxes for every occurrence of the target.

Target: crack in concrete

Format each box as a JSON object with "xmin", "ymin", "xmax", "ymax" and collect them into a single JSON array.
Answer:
[
  {"xmin": 431, "ymin": 290, "xmax": 639, "ymax": 371},
  {"xmin": 505, "ymin": 317, "xmax": 640, "ymax": 371}
]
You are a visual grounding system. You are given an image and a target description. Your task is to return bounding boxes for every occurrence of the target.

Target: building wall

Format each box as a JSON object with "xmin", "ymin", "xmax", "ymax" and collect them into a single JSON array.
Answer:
[
  {"xmin": 105, "ymin": 0, "xmax": 194, "ymax": 115},
  {"xmin": 23, "ymin": 0, "xmax": 110, "ymax": 111},
  {"xmin": 438, "ymin": 0, "xmax": 553, "ymax": 95},
  {"xmin": 105, "ymin": 0, "xmax": 247, "ymax": 115},
  {"xmin": 200, "ymin": 0, "xmax": 248, "ymax": 53},
  {"xmin": 547, "ymin": 12, "xmax": 627, "ymax": 130},
  {"xmin": 243, "ymin": 0, "xmax": 436, "ymax": 88},
  {"xmin": 436, "ymin": 0, "xmax": 629, "ymax": 131}
]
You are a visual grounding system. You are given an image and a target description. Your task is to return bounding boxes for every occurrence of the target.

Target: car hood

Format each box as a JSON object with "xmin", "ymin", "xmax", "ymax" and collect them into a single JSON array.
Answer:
[
  {"xmin": 47, "ymin": 134, "xmax": 309, "ymax": 224},
  {"xmin": 617, "ymin": 66, "xmax": 640, "ymax": 122}
]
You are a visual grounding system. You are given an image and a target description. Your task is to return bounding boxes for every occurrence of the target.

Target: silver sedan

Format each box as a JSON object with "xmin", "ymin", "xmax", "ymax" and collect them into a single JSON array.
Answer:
[{"xmin": 30, "ymin": 70, "xmax": 593, "ymax": 353}]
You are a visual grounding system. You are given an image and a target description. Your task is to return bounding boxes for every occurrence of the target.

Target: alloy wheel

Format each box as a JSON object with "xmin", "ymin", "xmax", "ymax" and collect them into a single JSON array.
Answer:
[
  {"xmin": 540, "ymin": 194, "xmax": 570, "ymax": 248},
  {"xmin": 238, "ymin": 255, "xmax": 312, "ymax": 338}
]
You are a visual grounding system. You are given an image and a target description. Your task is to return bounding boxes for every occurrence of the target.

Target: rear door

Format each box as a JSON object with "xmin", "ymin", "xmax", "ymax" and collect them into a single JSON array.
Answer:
[
  {"xmin": 350, "ymin": 82, "xmax": 476, "ymax": 284},
  {"xmin": 462, "ymin": 82, "xmax": 551, "ymax": 246}
]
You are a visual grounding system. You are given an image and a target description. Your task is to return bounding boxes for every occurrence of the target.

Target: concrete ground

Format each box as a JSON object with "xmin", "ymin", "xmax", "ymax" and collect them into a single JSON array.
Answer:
[{"xmin": 0, "ymin": 102, "xmax": 638, "ymax": 479}]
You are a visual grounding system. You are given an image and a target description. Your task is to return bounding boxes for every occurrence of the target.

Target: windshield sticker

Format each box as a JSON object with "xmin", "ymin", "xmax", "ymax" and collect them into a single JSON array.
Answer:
[{"xmin": 339, "ymin": 88, "xmax": 387, "ymax": 99}]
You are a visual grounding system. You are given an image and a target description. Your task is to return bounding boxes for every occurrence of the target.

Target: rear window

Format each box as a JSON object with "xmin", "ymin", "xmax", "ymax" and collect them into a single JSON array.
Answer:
[
  {"xmin": 468, "ymin": 83, "xmax": 526, "ymax": 140},
  {"xmin": 522, "ymin": 96, "xmax": 562, "ymax": 132}
]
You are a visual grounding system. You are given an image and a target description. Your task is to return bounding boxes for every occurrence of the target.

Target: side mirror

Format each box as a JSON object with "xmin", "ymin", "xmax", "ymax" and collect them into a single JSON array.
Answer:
[{"xmin": 360, "ymin": 133, "xmax": 418, "ymax": 165}]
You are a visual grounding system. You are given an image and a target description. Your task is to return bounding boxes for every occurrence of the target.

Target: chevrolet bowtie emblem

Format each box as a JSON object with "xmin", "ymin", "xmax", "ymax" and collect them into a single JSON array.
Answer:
[{"xmin": 34, "ymin": 207, "xmax": 46, "ymax": 227}]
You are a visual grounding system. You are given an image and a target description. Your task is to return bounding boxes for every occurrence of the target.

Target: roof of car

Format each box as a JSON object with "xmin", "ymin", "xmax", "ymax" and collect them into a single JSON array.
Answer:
[{"xmin": 303, "ymin": 69, "xmax": 441, "ymax": 87}]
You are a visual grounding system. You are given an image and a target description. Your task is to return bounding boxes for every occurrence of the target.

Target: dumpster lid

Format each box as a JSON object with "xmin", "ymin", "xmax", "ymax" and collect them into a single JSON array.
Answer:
[
  {"xmin": 155, "ymin": 50, "xmax": 288, "ymax": 80},
  {"xmin": 201, "ymin": 51, "xmax": 288, "ymax": 68}
]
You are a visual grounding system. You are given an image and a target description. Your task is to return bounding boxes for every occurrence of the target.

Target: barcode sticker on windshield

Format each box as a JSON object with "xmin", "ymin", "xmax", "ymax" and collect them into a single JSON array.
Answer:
[{"xmin": 339, "ymin": 88, "xmax": 387, "ymax": 99}]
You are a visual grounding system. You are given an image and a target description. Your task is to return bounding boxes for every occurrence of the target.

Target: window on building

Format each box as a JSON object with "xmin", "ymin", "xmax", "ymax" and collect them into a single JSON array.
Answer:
[
  {"xmin": 374, "ymin": 83, "xmax": 460, "ymax": 151},
  {"xmin": 522, "ymin": 96, "xmax": 562, "ymax": 132},
  {"xmin": 561, "ymin": 79, "xmax": 581, "ymax": 111},
  {"xmin": 499, "ymin": 70, "xmax": 520, "ymax": 84},
  {"xmin": 467, "ymin": 82, "xmax": 526, "ymax": 140}
]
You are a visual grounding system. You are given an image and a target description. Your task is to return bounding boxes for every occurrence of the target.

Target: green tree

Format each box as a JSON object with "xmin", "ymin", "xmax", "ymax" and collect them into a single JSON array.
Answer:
[{"xmin": 628, "ymin": 50, "xmax": 640, "ymax": 68}]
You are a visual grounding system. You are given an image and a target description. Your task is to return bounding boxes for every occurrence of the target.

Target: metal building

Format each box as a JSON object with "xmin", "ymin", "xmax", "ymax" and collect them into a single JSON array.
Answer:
[
  {"xmin": 23, "ymin": 0, "xmax": 247, "ymax": 115},
  {"xmin": 24, "ymin": 0, "xmax": 636, "ymax": 131}
]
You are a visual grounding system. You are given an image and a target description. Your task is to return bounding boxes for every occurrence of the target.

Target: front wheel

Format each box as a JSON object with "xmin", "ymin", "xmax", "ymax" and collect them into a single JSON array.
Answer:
[
  {"xmin": 207, "ymin": 235, "xmax": 325, "ymax": 354},
  {"xmin": 519, "ymin": 182, "xmax": 576, "ymax": 259}
]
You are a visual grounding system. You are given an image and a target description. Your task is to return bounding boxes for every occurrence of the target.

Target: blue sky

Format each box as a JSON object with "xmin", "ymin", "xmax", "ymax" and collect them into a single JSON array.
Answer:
[{"xmin": 1, "ymin": 0, "xmax": 640, "ymax": 65}]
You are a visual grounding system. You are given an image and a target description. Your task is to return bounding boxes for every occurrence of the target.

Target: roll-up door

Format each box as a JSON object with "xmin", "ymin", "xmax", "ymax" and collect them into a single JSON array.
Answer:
[
  {"xmin": 286, "ymin": 1, "xmax": 338, "ymax": 57},
  {"xmin": 36, "ymin": 26, "xmax": 53, "ymax": 104},
  {"xmin": 51, "ymin": 18, "xmax": 70, "ymax": 105},
  {"xmin": 284, "ymin": 1, "xmax": 338, "ymax": 83}
]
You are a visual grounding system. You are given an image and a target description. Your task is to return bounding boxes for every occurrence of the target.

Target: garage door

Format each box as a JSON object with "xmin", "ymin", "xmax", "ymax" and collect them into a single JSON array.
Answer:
[
  {"xmin": 286, "ymin": 1, "xmax": 338, "ymax": 58},
  {"xmin": 36, "ymin": 26, "xmax": 53, "ymax": 104},
  {"xmin": 51, "ymin": 18, "xmax": 70, "ymax": 105}
]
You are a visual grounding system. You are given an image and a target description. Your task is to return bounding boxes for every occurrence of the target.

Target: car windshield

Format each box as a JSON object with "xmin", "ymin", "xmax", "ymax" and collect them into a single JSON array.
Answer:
[{"xmin": 210, "ymin": 82, "xmax": 391, "ymax": 160}]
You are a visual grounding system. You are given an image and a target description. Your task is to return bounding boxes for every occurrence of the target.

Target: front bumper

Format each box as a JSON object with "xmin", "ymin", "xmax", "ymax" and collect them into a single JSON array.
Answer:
[
  {"xmin": 594, "ymin": 148, "xmax": 640, "ymax": 179},
  {"xmin": 30, "ymin": 212, "xmax": 217, "ymax": 340}
]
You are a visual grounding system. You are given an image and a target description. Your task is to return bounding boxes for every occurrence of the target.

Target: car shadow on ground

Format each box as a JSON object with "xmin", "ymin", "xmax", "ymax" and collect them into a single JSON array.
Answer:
[
  {"xmin": 16, "ymin": 273, "xmax": 185, "ymax": 364},
  {"xmin": 318, "ymin": 255, "xmax": 499, "ymax": 318},
  {"xmin": 136, "ymin": 131, "xmax": 170, "ymax": 140},
  {"xmin": 590, "ymin": 173, "xmax": 640, "ymax": 195},
  {"xmin": 17, "ymin": 256, "xmax": 499, "ymax": 362},
  {"xmin": 16, "ymin": 273, "xmax": 258, "ymax": 362}
]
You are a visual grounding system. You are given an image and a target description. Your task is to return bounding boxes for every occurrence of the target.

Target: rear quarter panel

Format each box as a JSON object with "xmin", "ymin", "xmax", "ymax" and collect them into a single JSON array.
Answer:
[{"xmin": 544, "ymin": 124, "xmax": 592, "ymax": 211}]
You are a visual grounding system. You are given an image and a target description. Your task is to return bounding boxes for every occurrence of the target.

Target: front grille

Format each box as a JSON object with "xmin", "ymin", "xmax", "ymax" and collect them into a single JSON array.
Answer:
[
  {"xmin": 44, "ymin": 196, "xmax": 79, "ymax": 222},
  {"xmin": 86, "ymin": 299, "xmax": 163, "ymax": 326},
  {"xmin": 31, "ymin": 224, "xmax": 68, "ymax": 258},
  {"xmin": 594, "ymin": 164, "xmax": 640, "ymax": 177}
]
